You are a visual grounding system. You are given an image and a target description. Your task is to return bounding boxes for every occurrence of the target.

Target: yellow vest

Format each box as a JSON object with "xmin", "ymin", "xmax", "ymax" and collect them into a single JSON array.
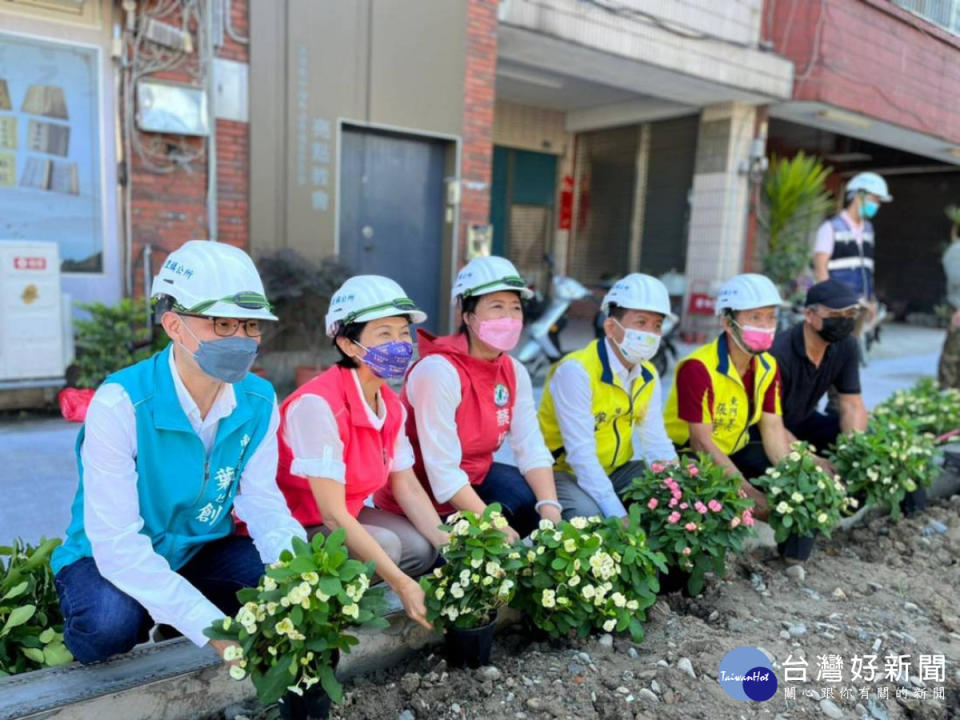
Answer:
[
  {"xmin": 664, "ymin": 333, "xmax": 780, "ymax": 455},
  {"xmin": 538, "ymin": 339, "xmax": 659, "ymax": 475}
]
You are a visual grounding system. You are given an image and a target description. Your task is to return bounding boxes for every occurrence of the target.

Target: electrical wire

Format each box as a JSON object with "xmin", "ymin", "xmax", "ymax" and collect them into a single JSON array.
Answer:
[{"xmin": 224, "ymin": 0, "xmax": 249, "ymax": 45}]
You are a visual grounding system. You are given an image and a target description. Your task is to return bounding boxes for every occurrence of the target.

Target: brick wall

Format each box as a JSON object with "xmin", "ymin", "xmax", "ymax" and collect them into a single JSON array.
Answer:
[
  {"xmin": 768, "ymin": 0, "xmax": 960, "ymax": 145},
  {"xmin": 458, "ymin": 0, "xmax": 498, "ymax": 264},
  {"xmin": 130, "ymin": 0, "xmax": 250, "ymax": 297}
]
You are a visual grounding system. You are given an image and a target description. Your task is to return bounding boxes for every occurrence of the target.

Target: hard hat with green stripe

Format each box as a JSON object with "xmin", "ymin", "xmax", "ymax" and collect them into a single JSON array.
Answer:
[
  {"xmin": 451, "ymin": 255, "xmax": 534, "ymax": 302},
  {"xmin": 325, "ymin": 275, "xmax": 427, "ymax": 337},
  {"xmin": 151, "ymin": 240, "xmax": 278, "ymax": 321}
]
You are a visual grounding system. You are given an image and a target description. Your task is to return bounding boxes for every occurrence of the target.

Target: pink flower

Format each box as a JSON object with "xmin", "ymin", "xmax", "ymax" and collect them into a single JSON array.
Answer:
[
  {"xmin": 665, "ymin": 476, "xmax": 676, "ymax": 485},
  {"xmin": 672, "ymin": 490, "xmax": 683, "ymax": 501},
  {"xmin": 687, "ymin": 466, "xmax": 699, "ymax": 476},
  {"xmin": 667, "ymin": 512, "xmax": 681, "ymax": 524},
  {"xmin": 730, "ymin": 516, "xmax": 741, "ymax": 528},
  {"xmin": 684, "ymin": 522, "xmax": 698, "ymax": 532},
  {"xmin": 694, "ymin": 502, "xmax": 708, "ymax": 515},
  {"xmin": 681, "ymin": 547, "xmax": 692, "ymax": 556},
  {"xmin": 742, "ymin": 510, "xmax": 755, "ymax": 528},
  {"xmin": 668, "ymin": 498, "xmax": 678, "ymax": 508},
  {"xmin": 680, "ymin": 503, "xmax": 689, "ymax": 510},
  {"xmin": 647, "ymin": 498, "xmax": 659, "ymax": 510},
  {"xmin": 650, "ymin": 462, "xmax": 665, "ymax": 473},
  {"xmin": 708, "ymin": 499, "xmax": 723, "ymax": 513}
]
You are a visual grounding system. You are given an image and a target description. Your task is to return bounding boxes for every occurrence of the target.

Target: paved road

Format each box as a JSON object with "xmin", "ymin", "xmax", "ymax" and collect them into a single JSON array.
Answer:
[{"xmin": 0, "ymin": 323, "xmax": 945, "ymax": 546}]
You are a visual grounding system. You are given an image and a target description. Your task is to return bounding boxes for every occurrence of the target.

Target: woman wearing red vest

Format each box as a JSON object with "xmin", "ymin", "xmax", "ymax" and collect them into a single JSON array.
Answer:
[
  {"xmin": 375, "ymin": 256, "xmax": 562, "ymax": 540},
  {"xmin": 275, "ymin": 275, "xmax": 447, "ymax": 629}
]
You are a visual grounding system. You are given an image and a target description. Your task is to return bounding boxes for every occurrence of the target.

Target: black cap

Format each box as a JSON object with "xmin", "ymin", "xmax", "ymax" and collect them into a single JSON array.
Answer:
[{"xmin": 805, "ymin": 280, "xmax": 861, "ymax": 310}]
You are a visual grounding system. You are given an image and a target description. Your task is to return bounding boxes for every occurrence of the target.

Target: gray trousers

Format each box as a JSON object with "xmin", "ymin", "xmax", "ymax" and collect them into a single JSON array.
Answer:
[
  {"xmin": 306, "ymin": 506, "xmax": 438, "ymax": 578},
  {"xmin": 554, "ymin": 460, "xmax": 647, "ymax": 520}
]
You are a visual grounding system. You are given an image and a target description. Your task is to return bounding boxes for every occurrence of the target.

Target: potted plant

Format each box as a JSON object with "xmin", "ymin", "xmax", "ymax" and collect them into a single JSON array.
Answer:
[
  {"xmin": 513, "ymin": 506, "xmax": 664, "ymax": 642},
  {"xmin": 873, "ymin": 377, "xmax": 960, "ymax": 438},
  {"xmin": 829, "ymin": 418, "xmax": 939, "ymax": 520},
  {"xmin": 621, "ymin": 456, "xmax": 756, "ymax": 596},
  {"xmin": 256, "ymin": 250, "xmax": 351, "ymax": 387},
  {"xmin": 752, "ymin": 442, "xmax": 855, "ymax": 562},
  {"xmin": 1, "ymin": 538, "xmax": 73, "ymax": 676},
  {"xmin": 204, "ymin": 529, "xmax": 387, "ymax": 719},
  {"xmin": 420, "ymin": 505, "xmax": 523, "ymax": 668}
]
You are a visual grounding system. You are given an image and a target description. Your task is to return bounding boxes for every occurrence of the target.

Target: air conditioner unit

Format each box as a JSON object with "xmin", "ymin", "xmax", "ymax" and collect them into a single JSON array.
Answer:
[{"xmin": 0, "ymin": 241, "xmax": 67, "ymax": 384}]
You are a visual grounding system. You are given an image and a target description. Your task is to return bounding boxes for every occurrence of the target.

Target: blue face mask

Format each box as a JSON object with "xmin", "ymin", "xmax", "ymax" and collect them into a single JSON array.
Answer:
[
  {"xmin": 181, "ymin": 322, "xmax": 259, "ymax": 384},
  {"xmin": 354, "ymin": 340, "xmax": 414, "ymax": 379},
  {"xmin": 861, "ymin": 199, "xmax": 879, "ymax": 220}
]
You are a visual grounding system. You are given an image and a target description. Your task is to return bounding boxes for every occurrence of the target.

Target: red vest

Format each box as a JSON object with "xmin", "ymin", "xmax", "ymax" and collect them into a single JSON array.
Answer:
[
  {"xmin": 374, "ymin": 330, "xmax": 517, "ymax": 516},
  {"xmin": 276, "ymin": 365, "xmax": 403, "ymax": 527}
]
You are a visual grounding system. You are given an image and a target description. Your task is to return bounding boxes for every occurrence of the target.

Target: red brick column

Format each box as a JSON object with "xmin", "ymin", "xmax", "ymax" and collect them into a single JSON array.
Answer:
[
  {"xmin": 130, "ymin": 0, "xmax": 251, "ymax": 297},
  {"xmin": 458, "ymin": 0, "xmax": 498, "ymax": 266}
]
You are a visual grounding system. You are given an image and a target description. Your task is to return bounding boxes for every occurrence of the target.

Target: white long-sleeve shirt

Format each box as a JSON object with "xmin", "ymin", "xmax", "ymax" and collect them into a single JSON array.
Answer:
[
  {"xmin": 404, "ymin": 354, "xmax": 553, "ymax": 504},
  {"xmin": 80, "ymin": 350, "xmax": 306, "ymax": 646},
  {"xmin": 548, "ymin": 339, "xmax": 677, "ymax": 518},
  {"xmin": 283, "ymin": 368, "xmax": 415, "ymax": 481}
]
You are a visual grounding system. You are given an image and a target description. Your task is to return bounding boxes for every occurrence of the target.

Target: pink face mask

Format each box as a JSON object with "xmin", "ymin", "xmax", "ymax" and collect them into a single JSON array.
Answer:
[
  {"xmin": 474, "ymin": 316, "xmax": 523, "ymax": 352},
  {"xmin": 735, "ymin": 324, "xmax": 775, "ymax": 353}
]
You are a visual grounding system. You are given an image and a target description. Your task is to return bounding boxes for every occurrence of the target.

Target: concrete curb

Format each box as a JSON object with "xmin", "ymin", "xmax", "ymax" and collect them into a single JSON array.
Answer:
[{"xmin": 2, "ymin": 472, "xmax": 957, "ymax": 720}]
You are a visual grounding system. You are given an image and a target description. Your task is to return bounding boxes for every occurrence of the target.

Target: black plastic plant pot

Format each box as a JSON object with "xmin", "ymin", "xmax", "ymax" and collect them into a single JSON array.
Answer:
[
  {"xmin": 444, "ymin": 614, "xmax": 497, "ymax": 669},
  {"xmin": 277, "ymin": 651, "xmax": 339, "ymax": 720},
  {"xmin": 777, "ymin": 532, "xmax": 817, "ymax": 562},
  {"xmin": 900, "ymin": 487, "xmax": 928, "ymax": 517}
]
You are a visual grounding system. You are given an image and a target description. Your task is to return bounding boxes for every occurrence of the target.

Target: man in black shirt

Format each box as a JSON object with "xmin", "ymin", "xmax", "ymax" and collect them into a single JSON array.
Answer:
[{"xmin": 771, "ymin": 280, "xmax": 868, "ymax": 456}]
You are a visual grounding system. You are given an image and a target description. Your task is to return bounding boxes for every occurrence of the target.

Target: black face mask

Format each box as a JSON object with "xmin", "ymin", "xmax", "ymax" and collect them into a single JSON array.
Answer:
[{"xmin": 816, "ymin": 316, "xmax": 855, "ymax": 343}]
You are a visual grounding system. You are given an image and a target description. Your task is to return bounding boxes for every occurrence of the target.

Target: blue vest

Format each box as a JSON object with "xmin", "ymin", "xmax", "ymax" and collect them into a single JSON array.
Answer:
[
  {"xmin": 52, "ymin": 346, "xmax": 275, "ymax": 575},
  {"xmin": 826, "ymin": 214, "xmax": 874, "ymax": 299}
]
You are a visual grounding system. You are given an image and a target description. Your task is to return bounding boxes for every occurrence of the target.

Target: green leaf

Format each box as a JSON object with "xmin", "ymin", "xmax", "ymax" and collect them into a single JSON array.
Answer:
[
  {"xmin": 258, "ymin": 654, "xmax": 298, "ymax": 705},
  {"xmin": 21, "ymin": 647, "xmax": 44, "ymax": 663},
  {"xmin": 1, "ymin": 605, "xmax": 36, "ymax": 637},
  {"xmin": 38, "ymin": 627, "xmax": 55, "ymax": 644},
  {"xmin": 42, "ymin": 642, "xmax": 73, "ymax": 667},
  {"xmin": 1, "ymin": 582, "xmax": 28, "ymax": 602},
  {"xmin": 318, "ymin": 663, "xmax": 343, "ymax": 704}
]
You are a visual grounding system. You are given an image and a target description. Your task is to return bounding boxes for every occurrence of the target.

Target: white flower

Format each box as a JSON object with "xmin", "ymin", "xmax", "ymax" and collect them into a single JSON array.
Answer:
[
  {"xmin": 789, "ymin": 451, "xmax": 802, "ymax": 462},
  {"xmin": 493, "ymin": 514, "xmax": 509, "ymax": 529},
  {"xmin": 300, "ymin": 572, "xmax": 319, "ymax": 585},
  {"xmin": 626, "ymin": 599, "xmax": 639, "ymax": 611},
  {"xmin": 536, "ymin": 546, "xmax": 545, "ymax": 556},
  {"xmin": 229, "ymin": 665, "xmax": 247, "ymax": 680},
  {"xmin": 314, "ymin": 588, "xmax": 330, "ymax": 602},
  {"xmin": 539, "ymin": 518, "xmax": 555, "ymax": 531},
  {"xmin": 275, "ymin": 618, "xmax": 295, "ymax": 636},
  {"xmin": 568, "ymin": 574, "xmax": 581, "ymax": 587},
  {"xmin": 453, "ymin": 519, "xmax": 470, "ymax": 536},
  {"xmin": 582, "ymin": 584, "xmax": 596, "ymax": 599},
  {"xmin": 446, "ymin": 607, "xmax": 460, "ymax": 621},
  {"xmin": 611, "ymin": 592, "xmax": 627, "ymax": 608},
  {"xmin": 603, "ymin": 619, "xmax": 616, "ymax": 632},
  {"xmin": 817, "ymin": 512, "xmax": 829, "ymax": 524},
  {"xmin": 262, "ymin": 577, "xmax": 277, "ymax": 592},
  {"xmin": 790, "ymin": 492, "xmax": 804, "ymax": 504},
  {"xmin": 482, "ymin": 576, "xmax": 494, "ymax": 586},
  {"xmin": 485, "ymin": 561, "xmax": 502, "ymax": 578},
  {"xmin": 570, "ymin": 516, "xmax": 588, "ymax": 530},
  {"xmin": 266, "ymin": 602, "xmax": 279, "ymax": 616},
  {"xmin": 817, "ymin": 480, "xmax": 826, "ymax": 490},
  {"xmin": 222, "ymin": 645, "xmax": 243, "ymax": 661},
  {"xmin": 451, "ymin": 585, "xmax": 465, "ymax": 599},
  {"xmin": 768, "ymin": 470, "xmax": 781, "ymax": 479},
  {"xmin": 541, "ymin": 589, "xmax": 556, "ymax": 608},
  {"xmin": 470, "ymin": 557, "xmax": 483, "ymax": 569},
  {"xmin": 497, "ymin": 580, "xmax": 514, "ymax": 596},
  {"xmin": 563, "ymin": 538, "xmax": 577, "ymax": 553},
  {"xmin": 776, "ymin": 501, "xmax": 792, "ymax": 514},
  {"xmin": 435, "ymin": 588, "xmax": 445, "ymax": 600},
  {"xmin": 527, "ymin": 550, "xmax": 537, "ymax": 563},
  {"xmin": 342, "ymin": 603, "xmax": 360, "ymax": 620},
  {"xmin": 460, "ymin": 569, "xmax": 472, "ymax": 584},
  {"xmin": 770, "ymin": 486, "xmax": 783, "ymax": 496}
]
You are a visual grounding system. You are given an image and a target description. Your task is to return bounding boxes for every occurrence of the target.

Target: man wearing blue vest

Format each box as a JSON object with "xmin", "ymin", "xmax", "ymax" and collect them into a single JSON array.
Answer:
[
  {"xmin": 813, "ymin": 172, "xmax": 892, "ymax": 317},
  {"xmin": 52, "ymin": 241, "xmax": 307, "ymax": 664}
]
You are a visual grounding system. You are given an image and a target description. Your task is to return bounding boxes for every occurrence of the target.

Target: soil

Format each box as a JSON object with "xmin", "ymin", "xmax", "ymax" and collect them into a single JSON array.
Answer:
[{"xmin": 243, "ymin": 495, "xmax": 960, "ymax": 720}]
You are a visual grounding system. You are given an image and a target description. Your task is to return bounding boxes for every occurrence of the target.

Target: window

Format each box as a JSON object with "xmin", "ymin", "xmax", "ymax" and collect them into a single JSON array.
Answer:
[{"xmin": 893, "ymin": 0, "xmax": 960, "ymax": 35}]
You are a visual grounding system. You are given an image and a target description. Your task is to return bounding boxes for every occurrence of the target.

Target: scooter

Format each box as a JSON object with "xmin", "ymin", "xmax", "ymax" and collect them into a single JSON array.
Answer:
[{"xmin": 515, "ymin": 256, "xmax": 592, "ymax": 381}]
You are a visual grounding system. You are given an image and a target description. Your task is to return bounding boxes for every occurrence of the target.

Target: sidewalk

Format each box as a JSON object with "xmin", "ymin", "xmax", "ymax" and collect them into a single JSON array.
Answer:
[{"xmin": 0, "ymin": 323, "xmax": 946, "ymax": 546}]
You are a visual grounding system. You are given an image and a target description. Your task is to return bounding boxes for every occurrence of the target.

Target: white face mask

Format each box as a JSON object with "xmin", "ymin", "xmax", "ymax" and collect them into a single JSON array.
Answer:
[{"xmin": 614, "ymin": 320, "xmax": 660, "ymax": 364}]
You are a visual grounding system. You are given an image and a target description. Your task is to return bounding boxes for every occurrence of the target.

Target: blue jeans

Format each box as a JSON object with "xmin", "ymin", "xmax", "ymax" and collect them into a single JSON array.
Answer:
[
  {"xmin": 55, "ymin": 535, "xmax": 264, "ymax": 664},
  {"xmin": 474, "ymin": 462, "xmax": 539, "ymax": 536}
]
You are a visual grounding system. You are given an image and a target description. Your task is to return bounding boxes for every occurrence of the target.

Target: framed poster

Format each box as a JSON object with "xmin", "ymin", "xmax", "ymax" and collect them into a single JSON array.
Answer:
[{"xmin": 0, "ymin": 33, "xmax": 103, "ymax": 272}]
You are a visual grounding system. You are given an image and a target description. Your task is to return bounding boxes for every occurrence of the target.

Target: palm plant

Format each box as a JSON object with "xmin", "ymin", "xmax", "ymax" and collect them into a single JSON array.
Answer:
[{"xmin": 757, "ymin": 153, "xmax": 834, "ymax": 302}]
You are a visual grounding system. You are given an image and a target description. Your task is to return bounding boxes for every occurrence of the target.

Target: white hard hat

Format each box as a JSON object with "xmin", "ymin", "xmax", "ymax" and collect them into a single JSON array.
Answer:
[
  {"xmin": 151, "ymin": 240, "xmax": 278, "ymax": 321},
  {"xmin": 602, "ymin": 273, "xmax": 675, "ymax": 320},
  {"xmin": 325, "ymin": 275, "xmax": 427, "ymax": 337},
  {"xmin": 845, "ymin": 172, "xmax": 892, "ymax": 202},
  {"xmin": 451, "ymin": 256, "xmax": 534, "ymax": 301},
  {"xmin": 715, "ymin": 274, "xmax": 782, "ymax": 316}
]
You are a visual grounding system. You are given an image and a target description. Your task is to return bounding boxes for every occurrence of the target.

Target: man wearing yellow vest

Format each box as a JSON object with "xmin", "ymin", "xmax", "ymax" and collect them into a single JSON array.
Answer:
[
  {"xmin": 539, "ymin": 274, "xmax": 678, "ymax": 519},
  {"xmin": 664, "ymin": 274, "xmax": 792, "ymax": 518}
]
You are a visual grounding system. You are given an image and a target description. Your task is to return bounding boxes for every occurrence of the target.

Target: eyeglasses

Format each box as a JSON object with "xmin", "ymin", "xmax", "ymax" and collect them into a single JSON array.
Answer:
[
  {"xmin": 178, "ymin": 292, "xmax": 272, "ymax": 315},
  {"xmin": 813, "ymin": 305, "xmax": 860, "ymax": 319},
  {"xmin": 342, "ymin": 297, "xmax": 419, "ymax": 325},
  {"xmin": 177, "ymin": 313, "xmax": 263, "ymax": 338},
  {"xmin": 460, "ymin": 275, "xmax": 526, "ymax": 298}
]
